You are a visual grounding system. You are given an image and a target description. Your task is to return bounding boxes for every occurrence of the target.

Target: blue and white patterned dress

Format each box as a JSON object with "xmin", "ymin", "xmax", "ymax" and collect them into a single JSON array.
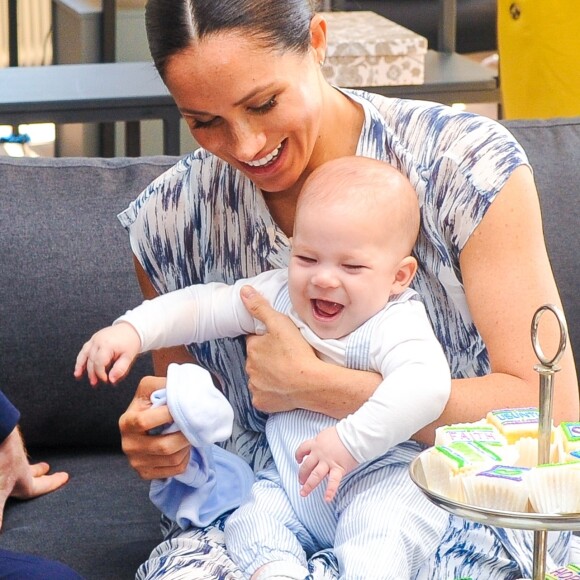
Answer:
[{"xmin": 119, "ymin": 90, "xmax": 575, "ymax": 579}]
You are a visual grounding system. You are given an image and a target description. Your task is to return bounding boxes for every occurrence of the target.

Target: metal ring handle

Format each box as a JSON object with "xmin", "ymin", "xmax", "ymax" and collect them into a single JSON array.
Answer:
[{"xmin": 531, "ymin": 304, "xmax": 568, "ymax": 367}]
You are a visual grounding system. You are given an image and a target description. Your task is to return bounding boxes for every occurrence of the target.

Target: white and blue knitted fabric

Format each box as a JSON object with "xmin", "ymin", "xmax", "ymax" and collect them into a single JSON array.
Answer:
[{"xmin": 149, "ymin": 363, "xmax": 254, "ymax": 530}]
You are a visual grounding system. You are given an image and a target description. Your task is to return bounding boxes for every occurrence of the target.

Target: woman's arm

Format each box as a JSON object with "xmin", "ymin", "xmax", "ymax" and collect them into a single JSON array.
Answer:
[{"xmin": 414, "ymin": 166, "xmax": 578, "ymax": 443}]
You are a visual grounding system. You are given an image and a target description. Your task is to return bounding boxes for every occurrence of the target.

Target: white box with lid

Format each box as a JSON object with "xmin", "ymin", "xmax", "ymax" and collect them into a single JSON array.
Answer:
[{"xmin": 321, "ymin": 11, "xmax": 428, "ymax": 87}]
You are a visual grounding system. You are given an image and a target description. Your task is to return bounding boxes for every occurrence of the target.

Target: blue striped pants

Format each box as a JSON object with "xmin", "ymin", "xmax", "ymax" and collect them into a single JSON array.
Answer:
[
  {"xmin": 224, "ymin": 445, "xmax": 449, "ymax": 579},
  {"xmin": 137, "ymin": 459, "xmax": 576, "ymax": 579}
]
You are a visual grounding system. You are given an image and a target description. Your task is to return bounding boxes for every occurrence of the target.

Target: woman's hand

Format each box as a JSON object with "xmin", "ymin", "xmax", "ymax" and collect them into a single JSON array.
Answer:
[
  {"xmin": 119, "ymin": 376, "xmax": 190, "ymax": 480},
  {"xmin": 241, "ymin": 285, "xmax": 320, "ymax": 413},
  {"xmin": 240, "ymin": 285, "xmax": 381, "ymax": 419}
]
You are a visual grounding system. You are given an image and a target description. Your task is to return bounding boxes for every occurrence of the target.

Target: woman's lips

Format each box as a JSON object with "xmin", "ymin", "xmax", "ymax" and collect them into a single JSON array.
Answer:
[
  {"xmin": 242, "ymin": 140, "xmax": 287, "ymax": 175},
  {"xmin": 246, "ymin": 142, "xmax": 283, "ymax": 167}
]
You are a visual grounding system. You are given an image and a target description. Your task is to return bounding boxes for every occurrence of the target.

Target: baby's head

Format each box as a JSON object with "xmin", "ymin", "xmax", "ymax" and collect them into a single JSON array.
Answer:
[{"xmin": 288, "ymin": 156, "xmax": 420, "ymax": 339}]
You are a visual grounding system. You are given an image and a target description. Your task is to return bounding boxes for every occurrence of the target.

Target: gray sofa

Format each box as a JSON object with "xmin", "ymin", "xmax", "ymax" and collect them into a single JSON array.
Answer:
[{"xmin": 0, "ymin": 116, "xmax": 579, "ymax": 579}]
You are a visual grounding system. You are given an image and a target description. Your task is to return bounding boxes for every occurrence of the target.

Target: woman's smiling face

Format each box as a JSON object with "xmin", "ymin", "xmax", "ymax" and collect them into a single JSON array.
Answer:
[{"xmin": 164, "ymin": 29, "xmax": 326, "ymax": 194}]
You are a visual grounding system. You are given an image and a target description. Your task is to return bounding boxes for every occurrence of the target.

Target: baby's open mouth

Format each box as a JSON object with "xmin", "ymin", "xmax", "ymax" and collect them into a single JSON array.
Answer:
[{"xmin": 312, "ymin": 299, "xmax": 344, "ymax": 319}]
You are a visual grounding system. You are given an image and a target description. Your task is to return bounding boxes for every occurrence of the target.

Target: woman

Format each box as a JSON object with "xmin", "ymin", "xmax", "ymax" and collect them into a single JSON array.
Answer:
[{"xmin": 117, "ymin": 0, "xmax": 579, "ymax": 578}]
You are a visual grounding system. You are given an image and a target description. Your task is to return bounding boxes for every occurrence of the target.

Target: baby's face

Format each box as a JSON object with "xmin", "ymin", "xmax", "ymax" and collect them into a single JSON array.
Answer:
[{"xmin": 288, "ymin": 201, "xmax": 406, "ymax": 339}]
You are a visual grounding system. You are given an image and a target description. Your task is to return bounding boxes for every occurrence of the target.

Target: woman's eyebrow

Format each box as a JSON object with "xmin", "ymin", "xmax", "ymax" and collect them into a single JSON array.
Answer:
[
  {"xmin": 180, "ymin": 84, "xmax": 277, "ymax": 116},
  {"xmin": 180, "ymin": 107, "xmax": 210, "ymax": 116},
  {"xmin": 233, "ymin": 84, "xmax": 273, "ymax": 107}
]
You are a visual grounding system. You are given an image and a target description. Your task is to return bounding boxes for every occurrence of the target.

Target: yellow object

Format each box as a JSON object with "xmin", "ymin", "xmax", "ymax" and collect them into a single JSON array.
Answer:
[{"xmin": 498, "ymin": 0, "xmax": 580, "ymax": 119}]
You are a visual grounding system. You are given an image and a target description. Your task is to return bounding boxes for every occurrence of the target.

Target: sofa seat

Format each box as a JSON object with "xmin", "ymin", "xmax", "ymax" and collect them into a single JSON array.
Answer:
[{"xmin": 3, "ymin": 450, "xmax": 162, "ymax": 579}]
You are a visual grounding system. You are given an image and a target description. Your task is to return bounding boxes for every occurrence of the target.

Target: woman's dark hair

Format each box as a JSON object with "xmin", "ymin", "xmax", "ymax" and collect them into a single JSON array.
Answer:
[{"xmin": 146, "ymin": 0, "xmax": 318, "ymax": 79}]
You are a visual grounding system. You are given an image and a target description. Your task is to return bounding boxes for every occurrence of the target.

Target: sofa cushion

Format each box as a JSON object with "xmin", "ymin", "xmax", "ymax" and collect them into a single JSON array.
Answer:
[
  {"xmin": 1, "ymin": 449, "xmax": 162, "ymax": 580},
  {"xmin": 0, "ymin": 156, "xmax": 178, "ymax": 449}
]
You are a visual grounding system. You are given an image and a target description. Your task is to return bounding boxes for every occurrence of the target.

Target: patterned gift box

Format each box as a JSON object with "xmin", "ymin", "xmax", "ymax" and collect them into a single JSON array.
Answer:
[{"xmin": 321, "ymin": 11, "xmax": 428, "ymax": 87}]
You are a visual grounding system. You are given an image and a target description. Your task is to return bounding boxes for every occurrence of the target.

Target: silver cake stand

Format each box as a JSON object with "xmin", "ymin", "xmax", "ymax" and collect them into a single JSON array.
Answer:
[{"xmin": 409, "ymin": 304, "xmax": 580, "ymax": 580}]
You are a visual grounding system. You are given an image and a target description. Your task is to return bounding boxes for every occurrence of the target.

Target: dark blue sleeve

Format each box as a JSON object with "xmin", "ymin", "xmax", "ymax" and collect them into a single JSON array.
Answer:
[
  {"xmin": 0, "ymin": 549, "xmax": 84, "ymax": 579},
  {"xmin": 0, "ymin": 389, "xmax": 20, "ymax": 443}
]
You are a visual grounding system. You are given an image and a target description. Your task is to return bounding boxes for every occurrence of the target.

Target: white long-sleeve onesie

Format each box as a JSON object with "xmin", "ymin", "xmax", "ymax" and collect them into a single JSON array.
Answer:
[{"xmin": 118, "ymin": 268, "xmax": 450, "ymax": 464}]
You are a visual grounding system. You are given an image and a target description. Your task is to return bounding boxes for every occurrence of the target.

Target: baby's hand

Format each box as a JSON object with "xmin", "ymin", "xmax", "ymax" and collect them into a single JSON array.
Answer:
[
  {"xmin": 295, "ymin": 426, "xmax": 359, "ymax": 502},
  {"xmin": 74, "ymin": 322, "xmax": 141, "ymax": 387}
]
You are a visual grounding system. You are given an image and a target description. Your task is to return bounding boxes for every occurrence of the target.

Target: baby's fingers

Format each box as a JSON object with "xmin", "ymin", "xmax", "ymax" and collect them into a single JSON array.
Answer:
[
  {"xmin": 74, "ymin": 340, "xmax": 106, "ymax": 386},
  {"xmin": 300, "ymin": 460, "xmax": 329, "ymax": 498},
  {"xmin": 73, "ymin": 342, "xmax": 91, "ymax": 380},
  {"xmin": 108, "ymin": 353, "xmax": 135, "ymax": 385},
  {"xmin": 85, "ymin": 344, "xmax": 116, "ymax": 386},
  {"xmin": 324, "ymin": 467, "xmax": 344, "ymax": 503},
  {"xmin": 295, "ymin": 439, "xmax": 312, "ymax": 466}
]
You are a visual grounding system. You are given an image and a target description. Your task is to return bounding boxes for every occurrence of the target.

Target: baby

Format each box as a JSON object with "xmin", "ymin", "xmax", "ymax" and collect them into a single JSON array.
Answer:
[{"xmin": 75, "ymin": 156, "xmax": 451, "ymax": 580}]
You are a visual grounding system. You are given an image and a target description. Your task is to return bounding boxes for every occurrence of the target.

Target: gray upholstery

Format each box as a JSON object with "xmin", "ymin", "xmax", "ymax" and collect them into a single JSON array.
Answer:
[
  {"xmin": 0, "ymin": 118, "xmax": 578, "ymax": 578},
  {"xmin": 1, "ymin": 156, "xmax": 175, "ymax": 449},
  {"xmin": 0, "ymin": 156, "xmax": 177, "ymax": 579}
]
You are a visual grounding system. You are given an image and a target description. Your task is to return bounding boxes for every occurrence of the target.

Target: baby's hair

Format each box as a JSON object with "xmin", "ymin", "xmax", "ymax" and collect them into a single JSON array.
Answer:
[
  {"xmin": 146, "ymin": 0, "xmax": 318, "ymax": 79},
  {"xmin": 297, "ymin": 157, "xmax": 420, "ymax": 255}
]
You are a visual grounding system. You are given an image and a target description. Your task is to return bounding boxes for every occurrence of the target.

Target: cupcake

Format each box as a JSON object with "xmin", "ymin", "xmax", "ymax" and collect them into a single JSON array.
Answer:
[
  {"xmin": 556, "ymin": 422, "xmax": 580, "ymax": 462},
  {"xmin": 524, "ymin": 460, "xmax": 580, "ymax": 514},
  {"xmin": 545, "ymin": 563, "xmax": 580, "ymax": 579},
  {"xmin": 486, "ymin": 407, "xmax": 557, "ymax": 467},
  {"xmin": 486, "ymin": 407, "xmax": 540, "ymax": 443},
  {"xmin": 435, "ymin": 422, "xmax": 507, "ymax": 447},
  {"xmin": 461, "ymin": 464, "xmax": 530, "ymax": 512},
  {"xmin": 421, "ymin": 441, "xmax": 517, "ymax": 502}
]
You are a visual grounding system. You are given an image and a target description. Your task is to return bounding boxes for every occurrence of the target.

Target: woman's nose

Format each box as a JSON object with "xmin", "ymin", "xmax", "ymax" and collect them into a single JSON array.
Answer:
[{"xmin": 229, "ymin": 121, "xmax": 267, "ymax": 163}]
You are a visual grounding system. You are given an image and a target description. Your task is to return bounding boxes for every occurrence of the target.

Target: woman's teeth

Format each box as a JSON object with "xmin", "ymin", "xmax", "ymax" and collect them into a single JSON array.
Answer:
[{"xmin": 246, "ymin": 143, "xmax": 282, "ymax": 167}]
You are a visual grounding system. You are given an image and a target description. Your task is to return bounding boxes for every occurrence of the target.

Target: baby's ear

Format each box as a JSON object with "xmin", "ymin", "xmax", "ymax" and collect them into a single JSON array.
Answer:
[{"xmin": 393, "ymin": 256, "xmax": 418, "ymax": 292}]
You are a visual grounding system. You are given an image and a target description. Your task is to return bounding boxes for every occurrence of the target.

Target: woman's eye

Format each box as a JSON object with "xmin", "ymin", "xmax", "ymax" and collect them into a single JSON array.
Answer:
[
  {"xmin": 252, "ymin": 96, "xmax": 277, "ymax": 114},
  {"xmin": 191, "ymin": 117, "xmax": 217, "ymax": 129}
]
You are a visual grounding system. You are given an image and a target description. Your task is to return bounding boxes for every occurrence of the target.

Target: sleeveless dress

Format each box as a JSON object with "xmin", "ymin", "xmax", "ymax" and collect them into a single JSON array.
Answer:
[{"xmin": 119, "ymin": 90, "xmax": 574, "ymax": 579}]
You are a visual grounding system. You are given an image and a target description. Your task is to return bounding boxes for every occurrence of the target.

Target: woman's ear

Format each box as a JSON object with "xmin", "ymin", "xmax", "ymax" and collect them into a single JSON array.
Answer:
[
  {"xmin": 310, "ymin": 13, "xmax": 327, "ymax": 65},
  {"xmin": 393, "ymin": 256, "xmax": 418, "ymax": 293}
]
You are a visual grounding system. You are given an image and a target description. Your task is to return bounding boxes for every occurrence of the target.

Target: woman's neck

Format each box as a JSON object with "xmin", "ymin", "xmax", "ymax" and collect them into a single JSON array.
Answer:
[
  {"xmin": 262, "ymin": 182, "xmax": 302, "ymax": 238},
  {"xmin": 317, "ymin": 87, "xmax": 365, "ymax": 164}
]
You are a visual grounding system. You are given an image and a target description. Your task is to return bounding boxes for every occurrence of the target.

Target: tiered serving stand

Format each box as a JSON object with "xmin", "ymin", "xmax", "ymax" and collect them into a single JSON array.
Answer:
[{"xmin": 409, "ymin": 304, "xmax": 580, "ymax": 579}]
